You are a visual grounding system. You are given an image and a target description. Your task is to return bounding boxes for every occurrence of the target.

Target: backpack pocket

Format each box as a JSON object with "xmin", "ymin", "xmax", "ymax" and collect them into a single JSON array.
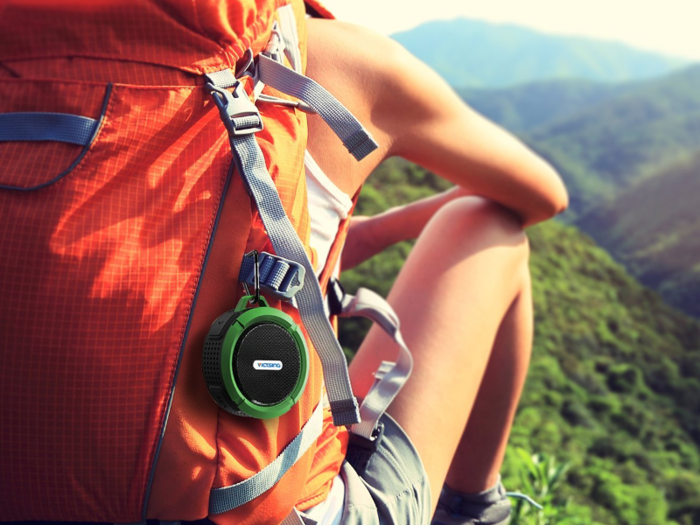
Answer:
[
  {"xmin": 0, "ymin": 79, "xmax": 112, "ymax": 190},
  {"xmin": 0, "ymin": 78, "xmax": 235, "ymax": 522}
]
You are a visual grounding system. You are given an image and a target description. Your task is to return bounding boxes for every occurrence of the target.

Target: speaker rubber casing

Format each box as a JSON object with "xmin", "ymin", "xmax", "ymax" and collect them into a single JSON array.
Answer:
[{"xmin": 203, "ymin": 295, "xmax": 309, "ymax": 419}]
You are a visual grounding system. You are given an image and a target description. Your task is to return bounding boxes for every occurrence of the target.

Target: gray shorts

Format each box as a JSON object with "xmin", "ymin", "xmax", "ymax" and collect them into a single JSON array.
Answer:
[{"xmin": 338, "ymin": 413, "xmax": 432, "ymax": 525}]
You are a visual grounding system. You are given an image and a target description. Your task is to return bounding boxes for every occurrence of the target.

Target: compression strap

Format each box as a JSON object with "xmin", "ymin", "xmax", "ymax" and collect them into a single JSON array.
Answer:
[
  {"xmin": 205, "ymin": 74, "xmax": 360, "ymax": 427},
  {"xmin": 0, "ymin": 112, "xmax": 98, "ymax": 146},
  {"xmin": 328, "ymin": 280, "xmax": 413, "ymax": 441},
  {"xmin": 208, "ymin": 398, "xmax": 325, "ymax": 514}
]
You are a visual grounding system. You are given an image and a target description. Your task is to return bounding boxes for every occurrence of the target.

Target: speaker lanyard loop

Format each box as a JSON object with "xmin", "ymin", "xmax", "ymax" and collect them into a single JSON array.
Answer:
[{"xmin": 242, "ymin": 250, "xmax": 262, "ymax": 304}]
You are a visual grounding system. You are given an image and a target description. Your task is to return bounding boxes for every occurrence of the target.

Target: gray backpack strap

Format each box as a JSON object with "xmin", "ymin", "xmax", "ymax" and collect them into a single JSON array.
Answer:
[
  {"xmin": 208, "ymin": 398, "xmax": 325, "ymax": 514},
  {"xmin": 205, "ymin": 72, "xmax": 361, "ymax": 427},
  {"xmin": 334, "ymin": 285, "xmax": 414, "ymax": 440},
  {"xmin": 258, "ymin": 54, "xmax": 378, "ymax": 161}
]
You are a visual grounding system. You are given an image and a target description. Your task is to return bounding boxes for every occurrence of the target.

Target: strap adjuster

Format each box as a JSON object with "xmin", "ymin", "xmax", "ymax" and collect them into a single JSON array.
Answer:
[
  {"xmin": 327, "ymin": 277, "xmax": 347, "ymax": 316},
  {"xmin": 239, "ymin": 251, "xmax": 305, "ymax": 301},
  {"xmin": 346, "ymin": 421, "xmax": 384, "ymax": 476},
  {"xmin": 207, "ymin": 82, "xmax": 264, "ymax": 136}
]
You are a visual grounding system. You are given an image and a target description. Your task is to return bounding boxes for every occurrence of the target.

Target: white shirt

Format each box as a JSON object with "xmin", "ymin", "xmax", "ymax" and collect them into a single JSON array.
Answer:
[{"xmin": 303, "ymin": 149, "xmax": 351, "ymax": 523}]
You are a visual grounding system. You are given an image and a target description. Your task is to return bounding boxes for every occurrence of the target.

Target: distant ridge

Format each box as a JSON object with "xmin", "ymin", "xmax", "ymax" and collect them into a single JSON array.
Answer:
[
  {"xmin": 460, "ymin": 79, "xmax": 622, "ymax": 133},
  {"xmin": 524, "ymin": 64, "xmax": 700, "ymax": 215},
  {"xmin": 578, "ymin": 151, "xmax": 700, "ymax": 317},
  {"xmin": 392, "ymin": 18, "xmax": 689, "ymax": 88}
]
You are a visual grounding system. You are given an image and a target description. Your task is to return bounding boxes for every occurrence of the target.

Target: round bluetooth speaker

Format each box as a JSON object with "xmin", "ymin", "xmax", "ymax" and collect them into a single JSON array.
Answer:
[{"xmin": 203, "ymin": 294, "xmax": 309, "ymax": 419}]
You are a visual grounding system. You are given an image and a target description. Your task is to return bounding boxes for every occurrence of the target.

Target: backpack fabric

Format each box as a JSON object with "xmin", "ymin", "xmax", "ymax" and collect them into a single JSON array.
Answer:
[{"xmin": 0, "ymin": 1, "xmax": 353, "ymax": 523}]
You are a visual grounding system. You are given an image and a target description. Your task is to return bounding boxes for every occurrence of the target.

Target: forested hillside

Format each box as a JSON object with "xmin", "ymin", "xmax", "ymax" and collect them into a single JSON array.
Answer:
[
  {"xmin": 338, "ymin": 160, "xmax": 700, "ymax": 525},
  {"xmin": 523, "ymin": 65, "xmax": 700, "ymax": 217},
  {"xmin": 392, "ymin": 18, "xmax": 687, "ymax": 88},
  {"xmin": 578, "ymin": 152, "xmax": 700, "ymax": 317}
]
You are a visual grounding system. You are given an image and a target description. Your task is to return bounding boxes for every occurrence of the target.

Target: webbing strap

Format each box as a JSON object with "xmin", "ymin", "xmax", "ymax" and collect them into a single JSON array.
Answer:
[
  {"xmin": 337, "ymin": 287, "xmax": 414, "ymax": 441},
  {"xmin": 280, "ymin": 508, "xmax": 307, "ymax": 525},
  {"xmin": 206, "ymin": 74, "xmax": 360, "ymax": 427},
  {"xmin": 239, "ymin": 251, "xmax": 305, "ymax": 301},
  {"xmin": 208, "ymin": 398, "xmax": 325, "ymax": 514},
  {"xmin": 257, "ymin": 54, "xmax": 378, "ymax": 161},
  {"xmin": 0, "ymin": 112, "xmax": 98, "ymax": 146},
  {"xmin": 277, "ymin": 5, "xmax": 303, "ymax": 74},
  {"xmin": 204, "ymin": 69, "xmax": 238, "ymax": 89},
  {"xmin": 227, "ymin": 130, "xmax": 359, "ymax": 426}
]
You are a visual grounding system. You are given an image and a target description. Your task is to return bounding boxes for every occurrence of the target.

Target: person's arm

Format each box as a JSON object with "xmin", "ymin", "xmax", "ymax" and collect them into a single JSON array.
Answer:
[
  {"xmin": 341, "ymin": 186, "xmax": 471, "ymax": 271},
  {"xmin": 307, "ymin": 20, "xmax": 568, "ymax": 228},
  {"xmin": 376, "ymin": 36, "xmax": 569, "ymax": 227}
]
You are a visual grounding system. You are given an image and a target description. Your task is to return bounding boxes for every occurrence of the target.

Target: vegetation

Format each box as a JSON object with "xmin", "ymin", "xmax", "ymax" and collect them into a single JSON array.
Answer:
[
  {"xmin": 525, "ymin": 65, "xmax": 700, "ymax": 218},
  {"xmin": 578, "ymin": 151, "xmax": 700, "ymax": 317},
  {"xmin": 338, "ymin": 161, "xmax": 700, "ymax": 525},
  {"xmin": 392, "ymin": 18, "xmax": 687, "ymax": 89}
]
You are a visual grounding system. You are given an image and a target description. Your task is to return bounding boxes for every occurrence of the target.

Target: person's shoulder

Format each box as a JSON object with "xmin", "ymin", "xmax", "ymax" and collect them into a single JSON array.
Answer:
[
  {"xmin": 306, "ymin": 18, "xmax": 410, "ymax": 81},
  {"xmin": 306, "ymin": 18, "xmax": 418, "ymax": 110},
  {"xmin": 306, "ymin": 18, "xmax": 452, "ymax": 157}
]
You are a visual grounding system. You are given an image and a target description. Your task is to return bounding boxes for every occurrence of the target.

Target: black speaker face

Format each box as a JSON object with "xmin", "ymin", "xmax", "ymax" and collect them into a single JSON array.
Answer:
[{"xmin": 233, "ymin": 322, "xmax": 302, "ymax": 406}]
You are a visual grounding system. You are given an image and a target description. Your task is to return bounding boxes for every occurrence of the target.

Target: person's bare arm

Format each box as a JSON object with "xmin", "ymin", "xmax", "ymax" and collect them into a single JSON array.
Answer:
[
  {"xmin": 377, "ymin": 34, "xmax": 568, "ymax": 227},
  {"xmin": 341, "ymin": 186, "xmax": 472, "ymax": 270},
  {"xmin": 306, "ymin": 20, "xmax": 568, "ymax": 229}
]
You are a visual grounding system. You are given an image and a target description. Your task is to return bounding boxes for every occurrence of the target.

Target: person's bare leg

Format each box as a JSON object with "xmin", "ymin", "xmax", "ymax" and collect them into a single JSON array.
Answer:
[
  {"xmin": 445, "ymin": 270, "xmax": 533, "ymax": 494},
  {"xmin": 348, "ymin": 196, "xmax": 531, "ymax": 514}
]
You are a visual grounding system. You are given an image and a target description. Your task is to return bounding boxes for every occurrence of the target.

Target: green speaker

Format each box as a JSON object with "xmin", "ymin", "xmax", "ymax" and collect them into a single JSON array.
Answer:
[{"xmin": 203, "ymin": 294, "xmax": 309, "ymax": 419}]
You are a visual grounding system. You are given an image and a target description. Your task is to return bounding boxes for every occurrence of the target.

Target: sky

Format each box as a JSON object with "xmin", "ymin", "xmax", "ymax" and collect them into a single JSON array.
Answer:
[{"xmin": 321, "ymin": 0, "xmax": 700, "ymax": 61}]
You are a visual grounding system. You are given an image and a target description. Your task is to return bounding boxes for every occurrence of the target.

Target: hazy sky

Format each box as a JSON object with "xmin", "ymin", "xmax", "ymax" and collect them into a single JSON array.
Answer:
[{"xmin": 321, "ymin": 0, "xmax": 700, "ymax": 60}]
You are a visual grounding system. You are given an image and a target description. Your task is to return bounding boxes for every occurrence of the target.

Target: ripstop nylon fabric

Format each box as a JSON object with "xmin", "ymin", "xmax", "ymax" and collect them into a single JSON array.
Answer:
[
  {"xmin": 209, "ymin": 396, "xmax": 325, "ymax": 514},
  {"xmin": 0, "ymin": 1, "xmax": 352, "ymax": 524}
]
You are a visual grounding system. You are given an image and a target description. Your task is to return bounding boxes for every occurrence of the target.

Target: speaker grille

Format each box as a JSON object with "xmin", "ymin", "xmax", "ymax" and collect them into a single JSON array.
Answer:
[
  {"xmin": 234, "ymin": 323, "xmax": 301, "ymax": 406},
  {"xmin": 202, "ymin": 339, "xmax": 224, "ymax": 387}
]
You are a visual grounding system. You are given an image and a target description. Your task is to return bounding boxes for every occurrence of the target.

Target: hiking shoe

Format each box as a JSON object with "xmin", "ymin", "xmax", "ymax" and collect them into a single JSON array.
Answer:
[{"xmin": 431, "ymin": 481, "xmax": 512, "ymax": 525}]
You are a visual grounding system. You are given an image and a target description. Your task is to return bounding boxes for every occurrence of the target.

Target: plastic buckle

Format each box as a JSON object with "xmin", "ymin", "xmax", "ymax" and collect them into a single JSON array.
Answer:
[
  {"xmin": 239, "ymin": 251, "xmax": 305, "ymax": 301},
  {"xmin": 346, "ymin": 422, "xmax": 385, "ymax": 476},
  {"xmin": 207, "ymin": 82, "xmax": 264, "ymax": 136},
  {"xmin": 327, "ymin": 277, "xmax": 346, "ymax": 316}
]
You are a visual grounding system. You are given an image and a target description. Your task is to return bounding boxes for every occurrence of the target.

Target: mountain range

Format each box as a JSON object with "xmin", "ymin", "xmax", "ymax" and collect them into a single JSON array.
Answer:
[
  {"xmin": 578, "ymin": 152, "xmax": 700, "ymax": 317},
  {"xmin": 392, "ymin": 18, "xmax": 688, "ymax": 88}
]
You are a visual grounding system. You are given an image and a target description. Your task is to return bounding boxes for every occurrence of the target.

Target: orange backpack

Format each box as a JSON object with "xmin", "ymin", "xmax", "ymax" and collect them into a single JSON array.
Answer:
[{"xmin": 0, "ymin": 1, "xmax": 375, "ymax": 523}]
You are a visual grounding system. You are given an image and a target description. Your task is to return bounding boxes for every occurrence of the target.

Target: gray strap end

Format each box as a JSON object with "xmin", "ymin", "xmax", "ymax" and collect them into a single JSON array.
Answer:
[{"xmin": 329, "ymin": 398, "xmax": 361, "ymax": 427}]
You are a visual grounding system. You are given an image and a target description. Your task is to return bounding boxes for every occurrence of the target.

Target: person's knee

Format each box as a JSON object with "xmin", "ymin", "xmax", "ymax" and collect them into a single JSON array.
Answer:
[{"xmin": 430, "ymin": 196, "xmax": 529, "ymax": 258}]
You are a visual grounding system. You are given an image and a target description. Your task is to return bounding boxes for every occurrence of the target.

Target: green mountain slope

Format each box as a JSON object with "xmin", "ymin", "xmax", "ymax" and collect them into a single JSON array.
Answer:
[
  {"xmin": 392, "ymin": 18, "xmax": 688, "ymax": 89},
  {"xmin": 461, "ymin": 79, "xmax": 621, "ymax": 133},
  {"xmin": 524, "ymin": 65, "xmax": 700, "ymax": 217},
  {"xmin": 577, "ymin": 151, "xmax": 700, "ymax": 317},
  {"xmin": 339, "ymin": 159, "xmax": 700, "ymax": 525}
]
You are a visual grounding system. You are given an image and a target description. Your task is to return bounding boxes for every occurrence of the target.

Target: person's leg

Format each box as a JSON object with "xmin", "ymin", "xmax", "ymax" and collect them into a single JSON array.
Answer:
[
  {"xmin": 348, "ymin": 196, "xmax": 531, "ymax": 516},
  {"xmin": 444, "ymin": 270, "xmax": 533, "ymax": 494}
]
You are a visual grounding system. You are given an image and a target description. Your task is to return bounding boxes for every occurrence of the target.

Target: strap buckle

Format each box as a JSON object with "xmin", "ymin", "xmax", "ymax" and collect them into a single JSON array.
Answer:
[
  {"xmin": 346, "ymin": 421, "xmax": 385, "ymax": 476},
  {"xmin": 239, "ymin": 251, "xmax": 305, "ymax": 301},
  {"xmin": 327, "ymin": 276, "xmax": 347, "ymax": 316},
  {"xmin": 207, "ymin": 82, "xmax": 264, "ymax": 136}
]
